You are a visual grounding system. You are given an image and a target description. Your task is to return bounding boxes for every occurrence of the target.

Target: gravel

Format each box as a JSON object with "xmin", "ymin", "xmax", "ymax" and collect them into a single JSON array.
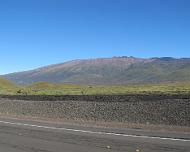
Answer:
[{"xmin": 0, "ymin": 95, "xmax": 189, "ymax": 126}]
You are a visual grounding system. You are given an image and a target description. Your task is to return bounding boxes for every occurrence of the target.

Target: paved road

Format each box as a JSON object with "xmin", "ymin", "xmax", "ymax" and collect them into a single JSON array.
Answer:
[{"xmin": 0, "ymin": 117, "xmax": 189, "ymax": 152}]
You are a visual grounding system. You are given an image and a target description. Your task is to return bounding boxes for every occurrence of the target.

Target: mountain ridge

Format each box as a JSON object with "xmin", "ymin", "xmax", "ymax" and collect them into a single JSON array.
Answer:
[{"xmin": 3, "ymin": 56, "xmax": 190, "ymax": 85}]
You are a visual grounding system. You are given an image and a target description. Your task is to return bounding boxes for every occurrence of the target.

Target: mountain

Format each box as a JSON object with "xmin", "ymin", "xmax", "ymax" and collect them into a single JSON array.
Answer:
[{"xmin": 3, "ymin": 57, "xmax": 190, "ymax": 85}]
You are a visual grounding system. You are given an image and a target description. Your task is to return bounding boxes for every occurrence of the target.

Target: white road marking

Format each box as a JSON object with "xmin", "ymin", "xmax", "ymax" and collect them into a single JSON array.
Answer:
[{"xmin": 0, "ymin": 120, "xmax": 189, "ymax": 142}]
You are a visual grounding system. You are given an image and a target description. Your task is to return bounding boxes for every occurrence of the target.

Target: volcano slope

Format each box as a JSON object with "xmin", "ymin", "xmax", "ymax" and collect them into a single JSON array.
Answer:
[{"xmin": 4, "ymin": 57, "xmax": 190, "ymax": 85}]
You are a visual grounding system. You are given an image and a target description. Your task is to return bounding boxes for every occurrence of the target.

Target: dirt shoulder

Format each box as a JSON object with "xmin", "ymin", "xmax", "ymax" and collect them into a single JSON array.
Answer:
[{"xmin": 0, "ymin": 114, "xmax": 190, "ymax": 134}]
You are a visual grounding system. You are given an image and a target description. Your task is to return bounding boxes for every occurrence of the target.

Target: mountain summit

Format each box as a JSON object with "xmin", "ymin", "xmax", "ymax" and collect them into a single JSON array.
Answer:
[{"xmin": 3, "ymin": 57, "xmax": 190, "ymax": 85}]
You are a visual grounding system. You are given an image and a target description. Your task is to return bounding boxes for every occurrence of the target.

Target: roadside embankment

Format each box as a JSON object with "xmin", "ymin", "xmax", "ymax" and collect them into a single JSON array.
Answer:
[{"xmin": 0, "ymin": 95, "xmax": 189, "ymax": 126}]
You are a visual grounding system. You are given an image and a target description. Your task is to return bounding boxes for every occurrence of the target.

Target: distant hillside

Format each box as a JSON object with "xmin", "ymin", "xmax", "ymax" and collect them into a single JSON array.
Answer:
[
  {"xmin": 3, "ymin": 57, "xmax": 190, "ymax": 85},
  {"xmin": 0, "ymin": 77, "xmax": 18, "ymax": 94},
  {"xmin": 0, "ymin": 77, "xmax": 16, "ymax": 88}
]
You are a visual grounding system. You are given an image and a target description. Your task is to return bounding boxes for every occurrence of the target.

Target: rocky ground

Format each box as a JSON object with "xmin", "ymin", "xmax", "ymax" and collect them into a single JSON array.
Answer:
[{"xmin": 0, "ymin": 95, "xmax": 189, "ymax": 127}]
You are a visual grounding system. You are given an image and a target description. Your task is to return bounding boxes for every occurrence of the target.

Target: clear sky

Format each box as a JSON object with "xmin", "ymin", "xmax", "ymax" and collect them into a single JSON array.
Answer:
[{"xmin": 0, "ymin": 0, "xmax": 190, "ymax": 74}]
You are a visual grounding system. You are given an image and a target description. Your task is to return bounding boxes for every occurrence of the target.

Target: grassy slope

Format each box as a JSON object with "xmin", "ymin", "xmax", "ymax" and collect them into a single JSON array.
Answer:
[
  {"xmin": 1, "ymin": 78, "xmax": 190, "ymax": 95},
  {"xmin": 17, "ymin": 82, "xmax": 190, "ymax": 95},
  {"xmin": 0, "ymin": 77, "xmax": 19, "ymax": 94}
]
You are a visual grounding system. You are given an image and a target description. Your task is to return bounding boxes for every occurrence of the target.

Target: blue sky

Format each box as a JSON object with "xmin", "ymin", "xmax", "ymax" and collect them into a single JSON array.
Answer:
[{"xmin": 0, "ymin": 0, "xmax": 190, "ymax": 74}]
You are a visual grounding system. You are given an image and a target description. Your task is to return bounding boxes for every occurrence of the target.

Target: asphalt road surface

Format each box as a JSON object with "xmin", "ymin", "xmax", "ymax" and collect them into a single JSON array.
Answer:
[{"xmin": 0, "ymin": 117, "xmax": 189, "ymax": 152}]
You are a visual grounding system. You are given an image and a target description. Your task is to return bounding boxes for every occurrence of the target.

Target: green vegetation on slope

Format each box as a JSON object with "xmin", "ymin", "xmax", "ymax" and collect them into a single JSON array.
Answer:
[
  {"xmin": 1, "ymin": 78, "xmax": 190, "ymax": 95},
  {"xmin": 15, "ymin": 82, "xmax": 190, "ymax": 95},
  {"xmin": 0, "ymin": 77, "xmax": 19, "ymax": 94},
  {"xmin": 25, "ymin": 82, "xmax": 87, "ymax": 95}
]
